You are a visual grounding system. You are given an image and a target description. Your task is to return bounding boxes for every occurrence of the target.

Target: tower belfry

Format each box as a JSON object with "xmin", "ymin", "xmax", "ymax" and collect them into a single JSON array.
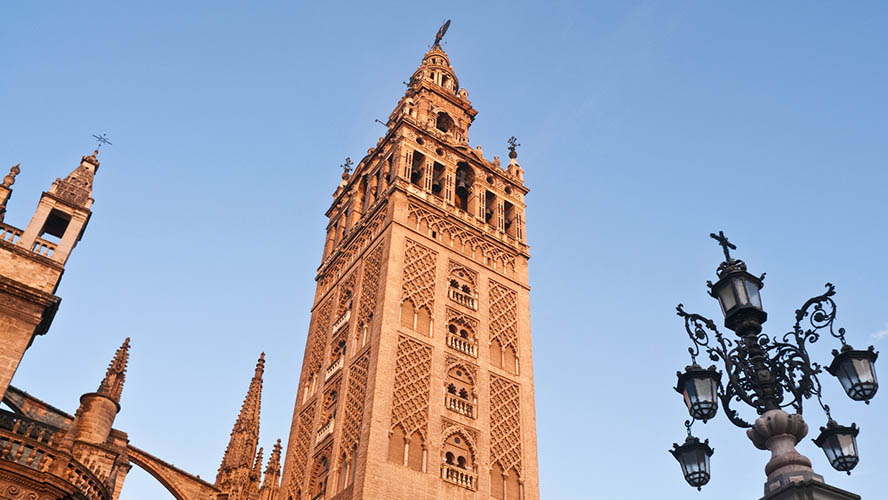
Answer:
[
  {"xmin": 280, "ymin": 26, "xmax": 539, "ymax": 500},
  {"xmin": 0, "ymin": 150, "xmax": 102, "ymax": 398}
]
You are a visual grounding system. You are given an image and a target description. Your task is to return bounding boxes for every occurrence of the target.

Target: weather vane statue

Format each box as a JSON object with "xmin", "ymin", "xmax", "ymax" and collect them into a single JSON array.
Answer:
[{"xmin": 433, "ymin": 19, "xmax": 451, "ymax": 48}]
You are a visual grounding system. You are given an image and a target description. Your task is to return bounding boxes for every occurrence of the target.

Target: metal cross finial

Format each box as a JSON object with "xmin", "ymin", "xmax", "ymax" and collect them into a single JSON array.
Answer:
[
  {"xmin": 341, "ymin": 157, "xmax": 353, "ymax": 175},
  {"xmin": 507, "ymin": 136, "xmax": 520, "ymax": 151},
  {"xmin": 92, "ymin": 133, "xmax": 112, "ymax": 149},
  {"xmin": 710, "ymin": 231, "xmax": 736, "ymax": 262}
]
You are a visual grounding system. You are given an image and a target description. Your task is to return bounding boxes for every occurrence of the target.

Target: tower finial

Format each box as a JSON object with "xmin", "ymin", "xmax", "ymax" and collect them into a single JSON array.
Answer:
[
  {"xmin": 433, "ymin": 19, "xmax": 451, "ymax": 48},
  {"xmin": 97, "ymin": 337, "xmax": 130, "ymax": 404},
  {"xmin": 2, "ymin": 164, "xmax": 19, "ymax": 187},
  {"xmin": 507, "ymin": 136, "xmax": 520, "ymax": 159},
  {"xmin": 340, "ymin": 157, "xmax": 353, "ymax": 180}
]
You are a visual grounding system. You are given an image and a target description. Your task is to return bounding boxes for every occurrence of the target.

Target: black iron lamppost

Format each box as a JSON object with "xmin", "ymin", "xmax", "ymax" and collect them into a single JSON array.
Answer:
[{"xmin": 668, "ymin": 232, "xmax": 878, "ymax": 498}]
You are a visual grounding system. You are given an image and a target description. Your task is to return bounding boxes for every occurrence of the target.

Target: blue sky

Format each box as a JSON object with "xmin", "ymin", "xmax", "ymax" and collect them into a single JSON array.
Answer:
[{"xmin": 2, "ymin": 2, "xmax": 887, "ymax": 499}]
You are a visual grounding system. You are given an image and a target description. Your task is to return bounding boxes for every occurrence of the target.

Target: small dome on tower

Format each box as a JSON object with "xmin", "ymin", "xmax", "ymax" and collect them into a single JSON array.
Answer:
[{"xmin": 416, "ymin": 47, "xmax": 459, "ymax": 94}]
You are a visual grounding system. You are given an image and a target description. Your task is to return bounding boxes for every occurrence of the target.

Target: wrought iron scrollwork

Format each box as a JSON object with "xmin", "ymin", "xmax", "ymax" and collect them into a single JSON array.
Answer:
[{"xmin": 676, "ymin": 283, "xmax": 847, "ymax": 428}]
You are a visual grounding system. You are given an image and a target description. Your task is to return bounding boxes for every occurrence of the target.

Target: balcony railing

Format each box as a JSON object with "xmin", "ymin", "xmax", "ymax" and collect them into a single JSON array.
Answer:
[
  {"xmin": 444, "ymin": 394, "xmax": 474, "ymax": 418},
  {"xmin": 31, "ymin": 237, "xmax": 56, "ymax": 258},
  {"xmin": 446, "ymin": 333, "xmax": 477, "ymax": 358},
  {"xmin": 324, "ymin": 356, "xmax": 344, "ymax": 382},
  {"xmin": 0, "ymin": 410, "xmax": 108, "ymax": 500},
  {"xmin": 441, "ymin": 463, "xmax": 477, "ymax": 491},
  {"xmin": 0, "ymin": 223, "xmax": 22, "ymax": 244},
  {"xmin": 332, "ymin": 309, "xmax": 351, "ymax": 333},
  {"xmin": 316, "ymin": 418, "xmax": 335, "ymax": 444},
  {"xmin": 448, "ymin": 288, "xmax": 477, "ymax": 310}
]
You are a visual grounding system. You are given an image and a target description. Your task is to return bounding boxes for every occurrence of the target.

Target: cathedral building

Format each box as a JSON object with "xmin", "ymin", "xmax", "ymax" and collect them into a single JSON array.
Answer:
[
  {"xmin": 278, "ymin": 35, "xmax": 540, "ymax": 500},
  {"xmin": 0, "ymin": 26, "xmax": 538, "ymax": 500}
]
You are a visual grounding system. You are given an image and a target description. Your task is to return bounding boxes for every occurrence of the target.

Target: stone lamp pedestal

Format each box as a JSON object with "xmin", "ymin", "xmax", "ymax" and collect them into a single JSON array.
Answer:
[{"xmin": 747, "ymin": 410, "xmax": 860, "ymax": 500}]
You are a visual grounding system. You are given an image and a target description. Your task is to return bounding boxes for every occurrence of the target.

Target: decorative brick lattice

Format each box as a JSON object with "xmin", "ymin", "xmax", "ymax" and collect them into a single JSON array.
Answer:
[
  {"xmin": 287, "ymin": 400, "xmax": 317, "ymax": 498},
  {"xmin": 390, "ymin": 336, "xmax": 432, "ymax": 441},
  {"xmin": 307, "ymin": 300, "xmax": 334, "ymax": 376},
  {"xmin": 358, "ymin": 243, "xmax": 384, "ymax": 327},
  {"xmin": 332, "ymin": 273, "xmax": 357, "ymax": 350},
  {"xmin": 320, "ymin": 208, "xmax": 387, "ymax": 292},
  {"xmin": 490, "ymin": 374, "xmax": 522, "ymax": 474},
  {"xmin": 489, "ymin": 280, "xmax": 518, "ymax": 352},
  {"xmin": 407, "ymin": 201, "xmax": 516, "ymax": 272},
  {"xmin": 339, "ymin": 353, "xmax": 370, "ymax": 463},
  {"xmin": 400, "ymin": 239, "xmax": 437, "ymax": 312}
]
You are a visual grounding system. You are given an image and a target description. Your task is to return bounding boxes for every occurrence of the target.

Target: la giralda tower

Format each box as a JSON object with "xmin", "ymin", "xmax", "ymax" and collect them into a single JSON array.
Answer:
[{"xmin": 280, "ymin": 25, "xmax": 540, "ymax": 500}]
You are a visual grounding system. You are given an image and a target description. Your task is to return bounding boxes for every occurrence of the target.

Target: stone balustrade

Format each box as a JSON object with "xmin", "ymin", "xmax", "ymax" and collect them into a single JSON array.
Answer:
[
  {"xmin": 0, "ymin": 223, "xmax": 21, "ymax": 244},
  {"xmin": 448, "ymin": 287, "xmax": 477, "ymax": 310},
  {"xmin": 31, "ymin": 237, "xmax": 56, "ymax": 258},
  {"xmin": 440, "ymin": 463, "xmax": 477, "ymax": 491},
  {"xmin": 324, "ymin": 356, "xmax": 344, "ymax": 382},
  {"xmin": 0, "ymin": 411, "xmax": 109, "ymax": 500},
  {"xmin": 316, "ymin": 418, "xmax": 335, "ymax": 444},
  {"xmin": 332, "ymin": 309, "xmax": 351, "ymax": 333},
  {"xmin": 444, "ymin": 394, "xmax": 474, "ymax": 418},
  {"xmin": 446, "ymin": 333, "xmax": 477, "ymax": 358}
]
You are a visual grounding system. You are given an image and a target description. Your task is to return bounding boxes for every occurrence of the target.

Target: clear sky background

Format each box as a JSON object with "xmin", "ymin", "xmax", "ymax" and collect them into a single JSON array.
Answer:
[{"xmin": 2, "ymin": 2, "xmax": 887, "ymax": 499}]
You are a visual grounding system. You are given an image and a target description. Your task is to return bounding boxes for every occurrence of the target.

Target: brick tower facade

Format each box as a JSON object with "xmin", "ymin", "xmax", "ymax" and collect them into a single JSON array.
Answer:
[{"xmin": 279, "ymin": 35, "xmax": 539, "ymax": 500}]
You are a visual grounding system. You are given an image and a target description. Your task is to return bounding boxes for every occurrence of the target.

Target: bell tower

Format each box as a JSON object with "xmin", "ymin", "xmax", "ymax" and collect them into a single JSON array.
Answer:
[
  {"xmin": 280, "ymin": 25, "xmax": 539, "ymax": 500},
  {"xmin": 0, "ymin": 150, "xmax": 101, "ymax": 398}
]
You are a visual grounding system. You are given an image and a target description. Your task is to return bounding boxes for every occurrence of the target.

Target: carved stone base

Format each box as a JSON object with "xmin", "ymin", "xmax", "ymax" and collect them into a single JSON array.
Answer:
[
  {"xmin": 760, "ymin": 478, "xmax": 860, "ymax": 500},
  {"xmin": 746, "ymin": 410, "xmax": 828, "ymax": 495}
]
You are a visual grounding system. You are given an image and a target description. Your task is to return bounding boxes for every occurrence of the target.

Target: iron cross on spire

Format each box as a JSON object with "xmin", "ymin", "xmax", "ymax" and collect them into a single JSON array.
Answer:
[
  {"xmin": 92, "ymin": 133, "xmax": 112, "ymax": 149},
  {"xmin": 710, "ymin": 231, "xmax": 736, "ymax": 262},
  {"xmin": 507, "ymin": 136, "xmax": 520, "ymax": 152},
  {"xmin": 341, "ymin": 157, "xmax": 353, "ymax": 176}
]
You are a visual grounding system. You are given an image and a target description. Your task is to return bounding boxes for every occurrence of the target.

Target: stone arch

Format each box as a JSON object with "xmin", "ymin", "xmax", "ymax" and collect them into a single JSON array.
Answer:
[
  {"xmin": 441, "ymin": 426, "xmax": 477, "ymax": 465},
  {"xmin": 127, "ymin": 445, "xmax": 219, "ymax": 500}
]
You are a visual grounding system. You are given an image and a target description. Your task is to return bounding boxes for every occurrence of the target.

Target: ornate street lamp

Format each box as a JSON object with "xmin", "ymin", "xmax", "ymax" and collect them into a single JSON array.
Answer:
[
  {"xmin": 670, "ymin": 421, "xmax": 714, "ymax": 491},
  {"xmin": 675, "ymin": 364, "xmax": 720, "ymax": 422},
  {"xmin": 669, "ymin": 232, "xmax": 879, "ymax": 495},
  {"xmin": 827, "ymin": 345, "xmax": 879, "ymax": 403},
  {"xmin": 813, "ymin": 420, "xmax": 860, "ymax": 474}
]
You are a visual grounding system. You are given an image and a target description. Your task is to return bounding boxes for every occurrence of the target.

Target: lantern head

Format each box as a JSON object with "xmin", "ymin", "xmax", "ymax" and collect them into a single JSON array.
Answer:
[
  {"xmin": 813, "ymin": 420, "xmax": 860, "ymax": 474},
  {"xmin": 827, "ymin": 345, "xmax": 879, "ymax": 404},
  {"xmin": 670, "ymin": 434, "xmax": 714, "ymax": 490},
  {"xmin": 675, "ymin": 364, "xmax": 721, "ymax": 422}
]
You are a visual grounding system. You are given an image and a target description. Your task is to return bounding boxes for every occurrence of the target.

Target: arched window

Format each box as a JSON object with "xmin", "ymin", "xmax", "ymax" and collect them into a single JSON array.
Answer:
[
  {"xmin": 441, "ymin": 432, "xmax": 476, "ymax": 490},
  {"xmin": 436, "ymin": 112, "xmax": 454, "ymax": 133},
  {"xmin": 454, "ymin": 163, "xmax": 474, "ymax": 212},
  {"xmin": 444, "ymin": 366, "xmax": 475, "ymax": 418},
  {"xmin": 410, "ymin": 151, "xmax": 425, "ymax": 188}
]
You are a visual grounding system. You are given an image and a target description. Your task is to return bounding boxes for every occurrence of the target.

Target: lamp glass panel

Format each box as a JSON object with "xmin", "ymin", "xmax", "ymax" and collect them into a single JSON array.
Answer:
[
  {"xmin": 852, "ymin": 358, "xmax": 876, "ymax": 385},
  {"xmin": 718, "ymin": 284, "xmax": 736, "ymax": 314},
  {"xmin": 745, "ymin": 279, "xmax": 762, "ymax": 309},
  {"xmin": 823, "ymin": 437, "xmax": 839, "ymax": 463},
  {"xmin": 836, "ymin": 433, "xmax": 858, "ymax": 457},
  {"xmin": 732, "ymin": 278, "xmax": 749, "ymax": 307},
  {"xmin": 681, "ymin": 449, "xmax": 700, "ymax": 474}
]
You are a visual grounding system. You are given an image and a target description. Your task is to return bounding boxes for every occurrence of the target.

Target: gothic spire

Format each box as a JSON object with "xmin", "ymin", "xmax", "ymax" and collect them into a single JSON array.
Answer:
[
  {"xmin": 97, "ymin": 337, "xmax": 130, "ymax": 404},
  {"xmin": 216, "ymin": 353, "xmax": 265, "ymax": 491},
  {"xmin": 259, "ymin": 439, "xmax": 282, "ymax": 500},
  {"xmin": 252, "ymin": 446, "xmax": 264, "ymax": 481}
]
